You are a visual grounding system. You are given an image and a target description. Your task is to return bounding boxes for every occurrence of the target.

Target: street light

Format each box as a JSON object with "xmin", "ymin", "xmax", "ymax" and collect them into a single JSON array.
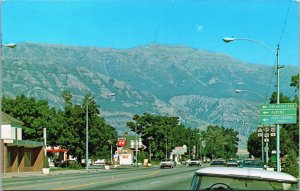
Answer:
[
  {"xmin": 108, "ymin": 140, "xmax": 113, "ymax": 164},
  {"xmin": 135, "ymin": 123, "xmax": 138, "ymax": 167},
  {"xmin": 0, "ymin": 42, "xmax": 16, "ymax": 174},
  {"xmin": 147, "ymin": 136, "xmax": 154, "ymax": 162},
  {"xmin": 235, "ymin": 89, "xmax": 269, "ymax": 164},
  {"xmin": 234, "ymin": 89, "xmax": 267, "ymax": 102},
  {"xmin": 85, "ymin": 92, "xmax": 115, "ymax": 170},
  {"xmin": 225, "ymin": 37, "xmax": 282, "ymax": 171}
]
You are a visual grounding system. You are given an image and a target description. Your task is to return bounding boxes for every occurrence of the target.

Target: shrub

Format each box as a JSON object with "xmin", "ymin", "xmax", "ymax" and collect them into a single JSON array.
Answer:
[{"xmin": 283, "ymin": 150, "xmax": 299, "ymax": 178}]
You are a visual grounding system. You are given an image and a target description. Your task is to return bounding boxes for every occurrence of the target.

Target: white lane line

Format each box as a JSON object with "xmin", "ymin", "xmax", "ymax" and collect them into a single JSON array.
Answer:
[{"xmin": 150, "ymin": 181, "xmax": 161, "ymax": 184}]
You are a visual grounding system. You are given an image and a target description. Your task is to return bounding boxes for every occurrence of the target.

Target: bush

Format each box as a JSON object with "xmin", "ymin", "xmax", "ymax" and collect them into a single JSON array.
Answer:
[
  {"xmin": 68, "ymin": 162, "xmax": 81, "ymax": 169},
  {"xmin": 53, "ymin": 158, "xmax": 62, "ymax": 167},
  {"xmin": 283, "ymin": 150, "xmax": 299, "ymax": 178}
]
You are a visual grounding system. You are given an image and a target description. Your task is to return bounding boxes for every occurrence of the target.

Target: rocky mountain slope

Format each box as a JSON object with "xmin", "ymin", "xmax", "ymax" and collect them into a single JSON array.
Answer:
[{"xmin": 2, "ymin": 43, "xmax": 298, "ymax": 140}]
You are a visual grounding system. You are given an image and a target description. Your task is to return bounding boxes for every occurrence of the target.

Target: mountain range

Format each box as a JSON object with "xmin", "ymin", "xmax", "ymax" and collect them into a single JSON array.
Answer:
[{"xmin": 2, "ymin": 43, "xmax": 298, "ymax": 147}]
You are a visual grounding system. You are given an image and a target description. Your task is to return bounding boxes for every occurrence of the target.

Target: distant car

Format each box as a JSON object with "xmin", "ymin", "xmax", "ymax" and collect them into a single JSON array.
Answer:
[
  {"xmin": 226, "ymin": 159, "xmax": 238, "ymax": 167},
  {"xmin": 210, "ymin": 160, "xmax": 226, "ymax": 166},
  {"xmin": 93, "ymin": 159, "xmax": 106, "ymax": 166},
  {"xmin": 190, "ymin": 167, "xmax": 298, "ymax": 190},
  {"xmin": 186, "ymin": 158, "xmax": 202, "ymax": 166},
  {"xmin": 240, "ymin": 159, "xmax": 265, "ymax": 170},
  {"xmin": 160, "ymin": 159, "xmax": 175, "ymax": 168}
]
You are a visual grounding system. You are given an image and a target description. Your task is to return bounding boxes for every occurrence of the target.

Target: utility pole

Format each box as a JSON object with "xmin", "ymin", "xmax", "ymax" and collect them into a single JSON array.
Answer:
[{"xmin": 135, "ymin": 123, "xmax": 138, "ymax": 167}]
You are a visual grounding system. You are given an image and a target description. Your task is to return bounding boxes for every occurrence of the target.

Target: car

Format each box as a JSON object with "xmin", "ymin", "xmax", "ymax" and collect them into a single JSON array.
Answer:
[
  {"xmin": 225, "ymin": 159, "xmax": 238, "ymax": 167},
  {"xmin": 186, "ymin": 158, "xmax": 202, "ymax": 166},
  {"xmin": 190, "ymin": 167, "xmax": 298, "ymax": 190},
  {"xmin": 210, "ymin": 159, "xmax": 226, "ymax": 166},
  {"xmin": 240, "ymin": 159, "xmax": 265, "ymax": 170},
  {"xmin": 160, "ymin": 159, "xmax": 175, "ymax": 168}
]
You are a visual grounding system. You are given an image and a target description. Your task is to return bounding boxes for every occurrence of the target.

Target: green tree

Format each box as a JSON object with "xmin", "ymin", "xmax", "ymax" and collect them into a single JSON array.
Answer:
[
  {"xmin": 2, "ymin": 91, "xmax": 118, "ymax": 164},
  {"xmin": 2, "ymin": 94, "xmax": 55, "ymax": 141},
  {"xmin": 283, "ymin": 150, "xmax": 299, "ymax": 177},
  {"xmin": 202, "ymin": 125, "xmax": 239, "ymax": 159},
  {"xmin": 127, "ymin": 113, "xmax": 191, "ymax": 160}
]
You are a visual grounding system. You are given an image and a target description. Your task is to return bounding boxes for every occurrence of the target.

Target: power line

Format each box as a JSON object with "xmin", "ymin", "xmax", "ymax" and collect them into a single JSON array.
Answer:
[{"xmin": 278, "ymin": 0, "xmax": 292, "ymax": 46}]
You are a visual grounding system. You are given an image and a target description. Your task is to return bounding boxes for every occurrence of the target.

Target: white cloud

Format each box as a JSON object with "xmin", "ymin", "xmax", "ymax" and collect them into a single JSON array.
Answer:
[{"xmin": 196, "ymin": 25, "xmax": 203, "ymax": 32}]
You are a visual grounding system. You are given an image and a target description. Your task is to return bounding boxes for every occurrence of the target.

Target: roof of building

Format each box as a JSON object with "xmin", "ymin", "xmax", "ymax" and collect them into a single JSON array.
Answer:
[{"xmin": 2, "ymin": 112, "xmax": 23, "ymax": 127}]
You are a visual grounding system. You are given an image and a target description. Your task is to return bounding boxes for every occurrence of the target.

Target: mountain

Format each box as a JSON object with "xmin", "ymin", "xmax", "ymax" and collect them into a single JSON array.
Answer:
[{"xmin": 2, "ymin": 43, "xmax": 298, "ymax": 142}]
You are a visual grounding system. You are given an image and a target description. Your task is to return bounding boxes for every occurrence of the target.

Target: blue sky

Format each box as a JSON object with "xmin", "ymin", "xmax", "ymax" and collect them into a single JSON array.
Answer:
[{"xmin": 2, "ymin": 0, "xmax": 299, "ymax": 66}]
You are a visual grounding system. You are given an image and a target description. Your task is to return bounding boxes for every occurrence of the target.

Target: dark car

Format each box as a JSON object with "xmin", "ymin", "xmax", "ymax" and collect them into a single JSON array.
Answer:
[
  {"xmin": 226, "ymin": 159, "xmax": 238, "ymax": 167},
  {"xmin": 210, "ymin": 160, "xmax": 226, "ymax": 166}
]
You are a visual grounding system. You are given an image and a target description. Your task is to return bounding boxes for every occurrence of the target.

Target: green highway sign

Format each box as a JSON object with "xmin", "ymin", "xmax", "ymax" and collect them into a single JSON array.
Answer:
[{"xmin": 259, "ymin": 103, "xmax": 297, "ymax": 125}]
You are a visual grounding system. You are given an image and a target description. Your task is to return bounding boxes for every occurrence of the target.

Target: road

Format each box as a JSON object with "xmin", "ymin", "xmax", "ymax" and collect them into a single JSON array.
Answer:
[{"xmin": 2, "ymin": 165, "xmax": 201, "ymax": 190}]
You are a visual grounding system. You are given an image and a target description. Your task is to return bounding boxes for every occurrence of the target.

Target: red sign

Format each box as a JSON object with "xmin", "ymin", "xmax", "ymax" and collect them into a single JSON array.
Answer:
[{"xmin": 117, "ymin": 139, "xmax": 127, "ymax": 147}]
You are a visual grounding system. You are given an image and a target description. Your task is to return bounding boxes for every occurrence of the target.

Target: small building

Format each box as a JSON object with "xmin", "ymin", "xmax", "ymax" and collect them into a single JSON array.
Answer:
[{"xmin": 1, "ymin": 112, "xmax": 44, "ymax": 173}]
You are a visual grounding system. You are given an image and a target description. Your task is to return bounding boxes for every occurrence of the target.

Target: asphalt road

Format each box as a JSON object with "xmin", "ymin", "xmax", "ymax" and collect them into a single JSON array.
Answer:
[{"xmin": 2, "ymin": 165, "xmax": 201, "ymax": 190}]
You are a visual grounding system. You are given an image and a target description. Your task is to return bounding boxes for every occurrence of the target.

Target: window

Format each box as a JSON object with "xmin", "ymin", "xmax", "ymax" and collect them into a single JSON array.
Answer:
[
  {"xmin": 7, "ymin": 150, "xmax": 11, "ymax": 166},
  {"xmin": 24, "ymin": 152, "xmax": 32, "ymax": 167}
]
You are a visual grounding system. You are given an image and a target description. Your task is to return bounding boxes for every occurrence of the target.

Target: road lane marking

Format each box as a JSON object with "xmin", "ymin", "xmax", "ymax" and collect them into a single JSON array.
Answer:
[
  {"xmin": 3, "ymin": 169, "xmax": 154, "ymax": 190},
  {"xmin": 150, "ymin": 181, "xmax": 161, "ymax": 184},
  {"xmin": 53, "ymin": 170, "xmax": 160, "ymax": 190}
]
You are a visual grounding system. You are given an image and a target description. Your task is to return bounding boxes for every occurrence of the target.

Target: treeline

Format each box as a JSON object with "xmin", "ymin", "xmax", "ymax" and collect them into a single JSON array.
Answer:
[
  {"xmin": 2, "ymin": 91, "xmax": 118, "ymax": 162},
  {"xmin": 127, "ymin": 113, "xmax": 239, "ymax": 160},
  {"xmin": 2, "ymin": 91, "xmax": 240, "ymax": 163}
]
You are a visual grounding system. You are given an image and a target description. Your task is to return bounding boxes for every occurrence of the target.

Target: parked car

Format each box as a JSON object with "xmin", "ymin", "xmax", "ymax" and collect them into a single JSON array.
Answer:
[
  {"xmin": 93, "ymin": 159, "xmax": 106, "ymax": 166},
  {"xmin": 210, "ymin": 159, "xmax": 226, "ymax": 166},
  {"xmin": 186, "ymin": 158, "xmax": 202, "ymax": 166},
  {"xmin": 225, "ymin": 159, "xmax": 238, "ymax": 167},
  {"xmin": 240, "ymin": 159, "xmax": 265, "ymax": 170},
  {"xmin": 190, "ymin": 167, "xmax": 298, "ymax": 190},
  {"xmin": 160, "ymin": 159, "xmax": 175, "ymax": 168}
]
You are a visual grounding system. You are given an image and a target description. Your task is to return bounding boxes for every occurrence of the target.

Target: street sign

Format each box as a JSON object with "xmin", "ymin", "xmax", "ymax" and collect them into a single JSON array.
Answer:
[
  {"xmin": 264, "ymin": 138, "xmax": 269, "ymax": 142},
  {"xmin": 270, "ymin": 133, "xmax": 276, "ymax": 137},
  {"xmin": 258, "ymin": 133, "xmax": 263, "ymax": 137},
  {"xmin": 259, "ymin": 103, "xmax": 297, "ymax": 125}
]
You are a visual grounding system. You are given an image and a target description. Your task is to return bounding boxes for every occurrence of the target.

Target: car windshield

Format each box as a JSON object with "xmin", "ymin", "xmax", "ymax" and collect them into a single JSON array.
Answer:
[
  {"xmin": 227, "ymin": 160, "xmax": 237, "ymax": 163},
  {"xmin": 211, "ymin": 161, "xmax": 225, "ymax": 165},
  {"xmin": 191, "ymin": 175, "xmax": 299, "ymax": 190},
  {"xmin": 242, "ymin": 160, "xmax": 264, "ymax": 168},
  {"xmin": 191, "ymin": 159, "xmax": 200, "ymax": 161}
]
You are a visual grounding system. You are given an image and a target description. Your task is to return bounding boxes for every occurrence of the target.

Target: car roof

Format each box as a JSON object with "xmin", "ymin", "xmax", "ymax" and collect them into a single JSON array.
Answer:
[{"xmin": 195, "ymin": 167, "xmax": 298, "ymax": 183}]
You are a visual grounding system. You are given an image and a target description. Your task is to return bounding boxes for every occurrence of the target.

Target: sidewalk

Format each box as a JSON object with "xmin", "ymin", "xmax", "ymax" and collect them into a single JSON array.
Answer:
[{"xmin": 2, "ymin": 168, "xmax": 105, "ymax": 179}]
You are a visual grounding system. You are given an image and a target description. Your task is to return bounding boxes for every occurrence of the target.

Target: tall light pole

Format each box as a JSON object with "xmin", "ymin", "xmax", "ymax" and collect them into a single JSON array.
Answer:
[
  {"xmin": 108, "ymin": 140, "xmax": 113, "ymax": 164},
  {"xmin": 0, "ymin": 43, "xmax": 16, "ymax": 175},
  {"xmin": 165, "ymin": 131, "xmax": 168, "ymax": 160},
  {"xmin": 135, "ymin": 123, "xmax": 138, "ymax": 167},
  {"xmin": 85, "ymin": 93, "xmax": 115, "ymax": 170},
  {"xmin": 225, "ymin": 37, "xmax": 282, "ymax": 171},
  {"xmin": 0, "ymin": 0, "xmax": 16, "ymax": 177},
  {"xmin": 235, "ymin": 89, "xmax": 269, "ymax": 164},
  {"xmin": 147, "ymin": 136, "xmax": 153, "ymax": 162}
]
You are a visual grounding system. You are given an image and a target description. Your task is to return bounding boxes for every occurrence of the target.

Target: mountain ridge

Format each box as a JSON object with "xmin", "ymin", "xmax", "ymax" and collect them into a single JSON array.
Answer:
[{"xmin": 3, "ymin": 42, "xmax": 298, "ymax": 140}]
